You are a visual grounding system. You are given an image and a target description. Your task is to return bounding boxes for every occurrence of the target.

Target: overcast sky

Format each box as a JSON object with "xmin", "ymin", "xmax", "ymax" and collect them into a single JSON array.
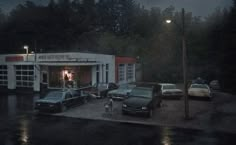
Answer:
[{"xmin": 0, "ymin": 0, "xmax": 233, "ymax": 17}]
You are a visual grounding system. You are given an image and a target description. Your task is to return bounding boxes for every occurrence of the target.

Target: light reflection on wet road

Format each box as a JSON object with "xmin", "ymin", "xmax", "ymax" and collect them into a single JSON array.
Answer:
[{"xmin": 0, "ymin": 93, "xmax": 236, "ymax": 145}]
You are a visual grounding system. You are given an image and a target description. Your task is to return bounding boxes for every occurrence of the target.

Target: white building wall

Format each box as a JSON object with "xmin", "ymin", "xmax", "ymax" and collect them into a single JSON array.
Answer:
[
  {"xmin": 99, "ymin": 64, "xmax": 104, "ymax": 83},
  {"xmin": 91, "ymin": 66, "xmax": 97, "ymax": 85},
  {"xmin": 7, "ymin": 65, "xmax": 16, "ymax": 90},
  {"xmin": 109, "ymin": 56, "xmax": 116, "ymax": 83},
  {"xmin": 0, "ymin": 52, "xmax": 132, "ymax": 91},
  {"xmin": 33, "ymin": 65, "xmax": 40, "ymax": 92},
  {"xmin": 133, "ymin": 64, "xmax": 136, "ymax": 82}
]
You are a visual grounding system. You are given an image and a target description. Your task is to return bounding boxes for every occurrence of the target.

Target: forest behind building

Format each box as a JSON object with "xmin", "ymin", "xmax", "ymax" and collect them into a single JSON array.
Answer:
[{"xmin": 0, "ymin": 0, "xmax": 235, "ymax": 93}]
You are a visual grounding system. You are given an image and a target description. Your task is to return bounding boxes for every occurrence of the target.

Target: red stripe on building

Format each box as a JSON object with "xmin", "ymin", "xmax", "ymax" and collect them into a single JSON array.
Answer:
[{"xmin": 5, "ymin": 56, "xmax": 24, "ymax": 62}]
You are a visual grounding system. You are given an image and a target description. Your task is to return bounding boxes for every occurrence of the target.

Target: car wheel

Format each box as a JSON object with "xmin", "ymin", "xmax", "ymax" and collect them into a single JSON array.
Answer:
[
  {"xmin": 147, "ymin": 109, "xmax": 153, "ymax": 118},
  {"xmin": 61, "ymin": 104, "xmax": 67, "ymax": 112},
  {"xmin": 101, "ymin": 92, "xmax": 107, "ymax": 98},
  {"xmin": 122, "ymin": 110, "xmax": 127, "ymax": 115},
  {"xmin": 156, "ymin": 101, "xmax": 161, "ymax": 107},
  {"xmin": 208, "ymin": 97, "xmax": 212, "ymax": 101},
  {"xmin": 83, "ymin": 97, "xmax": 87, "ymax": 104}
]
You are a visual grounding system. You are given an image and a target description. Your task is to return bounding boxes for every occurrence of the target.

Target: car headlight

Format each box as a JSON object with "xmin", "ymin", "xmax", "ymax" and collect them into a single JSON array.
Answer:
[
  {"xmin": 122, "ymin": 104, "xmax": 127, "ymax": 107},
  {"xmin": 141, "ymin": 106, "xmax": 147, "ymax": 110}
]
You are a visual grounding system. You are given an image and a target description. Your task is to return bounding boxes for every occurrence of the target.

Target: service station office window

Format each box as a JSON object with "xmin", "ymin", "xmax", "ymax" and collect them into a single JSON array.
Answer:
[
  {"xmin": 118, "ymin": 64, "xmax": 125, "ymax": 82},
  {"xmin": 127, "ymin": 64, "xmax": 134, "ymax": 81},
  {"xmin": 16, "ymin": 65, "xmax": 34, "ymax": 88},
  {"xmin": 0, "ymin": 65, "xmax": 7, "ymax": 86},
  {"xmin": 96, "ymin": 65, "xmax": 100, "ymax": 83}
]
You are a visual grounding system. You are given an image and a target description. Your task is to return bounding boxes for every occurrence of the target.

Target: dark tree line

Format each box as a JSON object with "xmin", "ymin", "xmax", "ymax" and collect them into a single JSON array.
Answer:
[
  {"xmin": 214, "ymin": 0, "xmax": 236, "ymax": 93},
  {"xmin": 0, "ymin": 0, "xmax": 235, "ymax": 92}
]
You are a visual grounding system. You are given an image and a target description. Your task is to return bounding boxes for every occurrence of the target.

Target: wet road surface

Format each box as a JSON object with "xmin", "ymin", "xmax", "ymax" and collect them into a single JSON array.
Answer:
[{"xmin": 1, "ymin": 93, "xmax": 236, "ymax": 145}]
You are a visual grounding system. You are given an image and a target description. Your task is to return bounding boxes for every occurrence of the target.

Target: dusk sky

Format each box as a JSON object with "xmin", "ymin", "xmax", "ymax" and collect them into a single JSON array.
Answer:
[{"xmin": 0, "ymin": 0, "xmax": 233, "ymax": 17}]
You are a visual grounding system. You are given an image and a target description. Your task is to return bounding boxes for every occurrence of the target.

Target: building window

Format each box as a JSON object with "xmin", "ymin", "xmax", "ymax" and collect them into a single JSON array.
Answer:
[
  {"xmin": 96, "ymin": 65, "xmax": 100, "ymax": 83},
  {"xmin": 127, "ymin": 64, "xmax": 134, "ymax": 81},
  {"xmin": 16, "ymin": 65, "xmax": 34, "ymax": 88},
  {"xmin": 0, "ymin": 65, "xmax": 7, "ymax": 86},
  {"xmin": 118, "ymin": 64, "xmax": 125, "ymax": 82},
  {"xmin": 105, "ymin": 64, "xmax": 109, "ymax": 83}
]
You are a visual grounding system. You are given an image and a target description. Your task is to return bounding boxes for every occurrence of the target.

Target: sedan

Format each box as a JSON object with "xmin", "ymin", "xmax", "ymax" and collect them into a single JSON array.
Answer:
[
  {"xmin": 107, "ymin": 84, "xmax": 136, "ymax": 100},
  {"xmin": 89, "ymin": 82, "xmax": 118, "ymax": 98},
  {"xmin": 35, "ymin": 89, "xmax": 86, "ymax": 112},
  {"xmin": 188, "ymin": 84, "xmax": 212, "ymax": 100},
  {"xmin": 209, "ymin": 80, "xmax": 220, "ymax": 91},
  {"xmin": 160, "ymin": 83, "xmax": 183, "ymax": 99},
  {"xmin": 122, "ymin": 85, "xmax": 161, "ymax": 117}
]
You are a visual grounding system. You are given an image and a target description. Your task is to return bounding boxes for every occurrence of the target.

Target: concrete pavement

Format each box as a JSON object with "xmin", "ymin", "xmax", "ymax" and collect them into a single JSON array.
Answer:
[{"xmin": 55, "ymin": 92, "xmax": 236, "ymax": 134}]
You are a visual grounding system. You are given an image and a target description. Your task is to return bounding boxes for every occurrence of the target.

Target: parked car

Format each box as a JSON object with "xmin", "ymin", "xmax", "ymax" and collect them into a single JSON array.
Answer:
[
  {"xmin": 188, "ymin": 84, "xmax": 212, "ymax": 100},
  {"xmin": 160, "ymin": 83, "xmax": 183, "ymax": 99},
  {"xmin": 107, "ymin": 84, "xmax": 136, "ymax": 100},
  {"xmin": 209, "ymin": 80, "xmax": 220, "ymax": 91},
  {"xmin": 122, "ymin": 83, "xmax": 161, "ymax": 117},
  {"xmin": 89, "ymin": 82, "xmax": 118, "ymax": 98},
  {"xmin": 35, "ymin": 89, "xmax": 87, "ymax": 112}
]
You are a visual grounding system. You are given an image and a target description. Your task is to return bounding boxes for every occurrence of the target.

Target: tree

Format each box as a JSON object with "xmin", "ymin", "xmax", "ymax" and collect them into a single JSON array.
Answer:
[{"xmin": 218, "ymin": 0, "xmax": 236, "ymax": 92}]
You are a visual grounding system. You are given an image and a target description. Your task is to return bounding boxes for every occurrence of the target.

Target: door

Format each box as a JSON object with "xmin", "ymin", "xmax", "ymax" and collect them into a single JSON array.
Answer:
[{"xmin": 64, "ymin": 92, "xmax": 73, "ymax": 107}]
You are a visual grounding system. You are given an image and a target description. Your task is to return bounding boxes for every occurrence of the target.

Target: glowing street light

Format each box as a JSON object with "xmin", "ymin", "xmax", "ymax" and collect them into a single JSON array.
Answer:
[
  {"xmin": 165, "ymin": 19, "xmax": 172, "ymax": 24},
  {"xmin": 23, "ymin": 45, "xmax": 29, "ymax": 54},
  {"xmin": 23, "ymin": 45, "xmax": 29, "ymax": 61}
]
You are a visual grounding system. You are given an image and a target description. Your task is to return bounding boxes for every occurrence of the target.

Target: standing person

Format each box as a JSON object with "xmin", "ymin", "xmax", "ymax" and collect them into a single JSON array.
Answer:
[
  {"xmin": 104, "ymin": 98, "xmax": 113, "ymax": 114},
  {"xmin": 109, "ymin": 98, "xmax": 113, "ymax": 113},
  {"xmin": 64, "ymin": 74, "xmax": 69, "ymax": 88}
]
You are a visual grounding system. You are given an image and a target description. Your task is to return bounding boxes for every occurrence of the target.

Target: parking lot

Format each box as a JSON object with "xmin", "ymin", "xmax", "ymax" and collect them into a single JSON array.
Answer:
[{"xmin": 54, "ymin": 91, "xmax": 236, "ymax": 133}]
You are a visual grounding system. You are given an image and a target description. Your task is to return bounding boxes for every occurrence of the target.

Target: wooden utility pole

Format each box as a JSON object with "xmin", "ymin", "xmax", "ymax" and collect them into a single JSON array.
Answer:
[{"xmin": 182, "ymin": 8, "xmax": 189, "ymax": 119}]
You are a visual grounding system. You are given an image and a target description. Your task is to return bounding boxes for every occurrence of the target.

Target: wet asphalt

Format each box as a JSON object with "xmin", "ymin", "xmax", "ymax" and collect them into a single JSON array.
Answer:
[{"xmin": 0, "ymin": 93, "xmax": 236, "ymax": 145}]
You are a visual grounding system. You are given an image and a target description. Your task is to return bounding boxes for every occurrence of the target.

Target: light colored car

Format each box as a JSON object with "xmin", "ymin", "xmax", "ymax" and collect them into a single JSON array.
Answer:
[
  {"xmin": 188, "ymin": 84, "xmax": 211, "ymax": 99},
  {"xmin": 160, "ymin": 83, "xmax": 183, "ymax": 99},
  {"xmin": 107, "ymin": 84, "xmax": 136, "ymax": 100}
]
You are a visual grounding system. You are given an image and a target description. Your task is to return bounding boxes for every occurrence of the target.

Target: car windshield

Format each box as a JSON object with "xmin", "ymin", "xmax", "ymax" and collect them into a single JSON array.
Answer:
[
  {"xmin": 130, "ymin": 87, "xmax": 152, "ymax": 98},
  {"xmin": 44, "ymin": 91, "xmax": 63, "ymax": 100},
  {"xmin": 163, "ymin": 84, "xmax": 176, "ymax": 90},
  {"xmin": 191, "ymin": 84, "xmax": 208, "ymax": 89}
]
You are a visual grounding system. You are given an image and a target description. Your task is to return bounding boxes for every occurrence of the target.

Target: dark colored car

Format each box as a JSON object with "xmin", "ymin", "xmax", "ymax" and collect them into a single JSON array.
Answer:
[
  {"xmin": 122, "ymin": 83, "xmax": 161, "ymax": 117},
  {"xmin": 35, "ymin": 89, "xmax": 87, "ymax": 112},
  {"xmin": 89, "ymin": 82, "xmax": 118, "ymax": 98},
  {"xmin": 209, "ymin": 80, "xmax": 220, "ymax": 91}
]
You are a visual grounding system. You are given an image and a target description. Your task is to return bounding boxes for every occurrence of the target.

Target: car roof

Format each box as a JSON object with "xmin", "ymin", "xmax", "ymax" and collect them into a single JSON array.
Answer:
[
  {"xmin": 190, "ymin": 84, "xmax": 209, "ymax": 87},
  {"xmin": 133, "ymin": 86, "xmax": 153, "ymax": 90},
  {"xmin": 48, "ymin": 88, "xmax": 78, "ymax": 94},
  {"xmin": 159, "ymin": 83, "xmax": 175, "ymax": 86}
]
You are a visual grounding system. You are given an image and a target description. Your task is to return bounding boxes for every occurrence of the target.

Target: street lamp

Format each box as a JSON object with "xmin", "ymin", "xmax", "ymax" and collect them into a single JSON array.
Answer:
[
  {"xmin": 166, "ymin": 8, "xmax": 189, "ymax": 119},
  {"xmin": 165, "ymin": 19, "xmax": 172, "ymax": 24},
  {"xmin": 23, "ymin": 45, "xmax": 29, "ymax": 61},
  {"xmin": 23, "ymin": 45, "xmax": 29, "ymax": 54}
]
